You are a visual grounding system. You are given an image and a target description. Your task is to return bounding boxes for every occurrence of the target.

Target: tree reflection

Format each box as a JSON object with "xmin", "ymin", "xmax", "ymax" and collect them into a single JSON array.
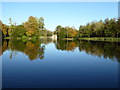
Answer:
[
  {"xmin": 1, "ymin": 39, "xmax": 120, "ymax": 62},
  {"xmin": 24, "ymin": 41, "xmax": 45, "ymax": 60},
  {"xmin": 2, "ymin": 39, "xmax": 46, "ymax": 60},
  {"xmin": 55, "ymin": 40, "xmax": 120, "ymax": 62},
  {"xmin": 1, "ymin": 40, "xmax": 8, "ymax": 55},
  {"xmin": 55, "ymin": 40, "xmax": 78, "ymax": 51},
  {"xmin": 78, "ymin": 40, "xmax": 120, "ymax": 62}
]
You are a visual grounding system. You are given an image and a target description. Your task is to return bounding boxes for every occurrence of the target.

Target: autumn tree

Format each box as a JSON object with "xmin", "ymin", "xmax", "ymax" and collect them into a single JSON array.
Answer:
[
  {"xmin": 0, "ymin": 20, "xmax": 9, "ymax": 37},
  {"xmin": 66, "ymin": 27, "xmax": 77, "ymax": 38},
  {"xmin": 55, "ymin": 26, "xmax": 77, "ymax": 39},
  {"xmin": 24, "ymin": 16, "xmax": 38, "ymax": 37},
  {"xmin": 2, "ymin": 24, "xmax": 9, "ymax": 37}
]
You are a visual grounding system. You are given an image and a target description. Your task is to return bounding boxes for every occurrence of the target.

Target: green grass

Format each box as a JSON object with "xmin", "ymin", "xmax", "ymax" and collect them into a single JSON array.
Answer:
[
  {"xmin": 4, "ymin": 36, "xmax": 39, "ymax": 40},
  {"xmin": 4, "ymin": 36, "xmax": 120, "ymax": 42},
  {"xmin": 62, "ymin": 38, "xmax": 74, "ymax": 40},
  {"xmin": 79, "ymin": 37, "xmax": 120, "ymax": 42},
  {"xmin": 4, "ymin": 37, "xmax": 11, "ymax": 39}
]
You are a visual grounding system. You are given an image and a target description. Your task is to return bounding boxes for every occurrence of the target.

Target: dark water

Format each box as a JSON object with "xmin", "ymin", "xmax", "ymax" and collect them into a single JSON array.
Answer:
[{"xmin": 1, "ymin": 39, "xmax": 119, "ymax": 88}]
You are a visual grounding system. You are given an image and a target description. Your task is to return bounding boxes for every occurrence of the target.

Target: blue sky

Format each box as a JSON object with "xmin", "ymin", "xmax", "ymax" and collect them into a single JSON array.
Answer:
[{"xmin": 2, "ymin": 2, "xmax": 118, "ymax": 31}]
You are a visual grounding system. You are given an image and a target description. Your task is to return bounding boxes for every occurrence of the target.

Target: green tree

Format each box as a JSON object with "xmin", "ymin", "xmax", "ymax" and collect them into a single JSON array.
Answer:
[
  {"xmin": 8, "ymin": 18, "xmax": 15, "ymax": 37},
  {"xmin": 77, "ymin": 18, "xmax": 119, "ymax": 38},
  {"xmin": 59, "ymin": 27, "xmax": 67, "ymax": 38},
  {"xmin": 38, "ymin": 17, "xmax": 44, "ymax": 30},
  {"xmin": 11, "ymin": 25, "xmax": 26, "ymax": 38},
  {"xmin": 55, "ymin": 25, "xmax": 62, "ymax": 38},
  {"xmin": 117, "ymin": 18, "xmax": 120, "ymax": 37}
]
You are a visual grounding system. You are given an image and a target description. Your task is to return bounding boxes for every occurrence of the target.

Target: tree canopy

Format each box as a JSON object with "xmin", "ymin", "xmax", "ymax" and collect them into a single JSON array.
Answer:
[{"xmin": 0, "ymin": 17, "xmax": 120, "ymax": 39}]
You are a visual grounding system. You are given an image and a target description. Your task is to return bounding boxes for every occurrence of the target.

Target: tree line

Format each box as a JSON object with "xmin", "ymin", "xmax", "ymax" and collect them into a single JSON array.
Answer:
[
  {"xmin": 0, "ymin": 16, "xmax": 52, "ymax": 39},
  {"xmin": 54, "ymin": 18, "xmax": 120, "ymax": 39},
  {"xmin": 0, "ymin": 17, "xmax": 120, "ymax": 39},
  {"xmin": 77, "ymin": 18, "xmax": 120, "ymax": 38},
  {"xmin": 54, "ymin": 25, "xmax": 78, "ymax": 39}
]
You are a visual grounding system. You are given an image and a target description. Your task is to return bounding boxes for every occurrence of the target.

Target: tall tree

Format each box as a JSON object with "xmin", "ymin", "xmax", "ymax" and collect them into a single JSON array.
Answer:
[
  {"xmin": 24, "ymin": 16, "xmax": 38, "ymax": 37},
  {"xmin": 8, "ymin": 18, "xmax": 15, "ymax": 36},
  {"xmin": 38, "ymin": 17, "xmax": 44, "ymax": 30}
]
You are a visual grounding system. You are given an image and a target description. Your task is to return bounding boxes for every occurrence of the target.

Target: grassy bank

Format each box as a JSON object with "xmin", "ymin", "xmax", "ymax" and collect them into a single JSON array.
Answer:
[
  {"xmin": 62, "ymin": 38, "xmax": 74, "ymax": 40},
  {"xmin": 4, "ymin": 37, "xmax": 38, "ymax": 40},
  {"xmin": 4, "ymin": 37, "xmax": 120, "ymax": 42},
  {"xmin": 79, "ymin": 37, "xmax": 120, "ymax": 42},
  {"xmin": 4, "ymin": 37, "xmax": 11, "ymax": 39}
]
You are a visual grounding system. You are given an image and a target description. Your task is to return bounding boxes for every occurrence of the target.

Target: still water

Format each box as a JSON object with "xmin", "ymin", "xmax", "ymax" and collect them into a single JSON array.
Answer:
[{"xmin": 1, "ymin": 39, "xmax": 119, "ymax": 88}]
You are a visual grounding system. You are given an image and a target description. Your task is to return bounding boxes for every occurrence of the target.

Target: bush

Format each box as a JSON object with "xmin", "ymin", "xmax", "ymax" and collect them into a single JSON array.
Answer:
[
  {"xmin": 22, "ymin": 35, "xmax": 27, "ymax": 39},
  {"xmin": 11, "ymin": 25, "xmax": 26, "ymax": 38}
]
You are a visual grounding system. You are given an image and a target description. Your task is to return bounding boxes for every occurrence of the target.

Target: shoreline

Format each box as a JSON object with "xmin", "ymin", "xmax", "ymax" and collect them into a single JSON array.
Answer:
[
  {"xmin": 78, "ymin": 37, "xmax": 120, "ymax": 42},
  {"xmin": 3, "ymin": 37, "xmax": 120, "ymax": 42}
]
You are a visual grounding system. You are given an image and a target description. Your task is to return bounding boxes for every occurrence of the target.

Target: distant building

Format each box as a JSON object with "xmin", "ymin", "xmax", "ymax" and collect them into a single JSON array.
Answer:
[{"xmin": 51, "ymin": 35, "xmax": 57, "ymax": 40}]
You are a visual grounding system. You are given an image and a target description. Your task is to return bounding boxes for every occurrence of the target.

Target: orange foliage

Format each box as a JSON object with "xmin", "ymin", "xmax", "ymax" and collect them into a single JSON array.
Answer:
[
  {"xmin": 66, "ymin": 42, "xmax": 77, "ymax": 51},
  {"xmin": 67, "ymin": 28, "xmax": 77, "ymax": 38}
]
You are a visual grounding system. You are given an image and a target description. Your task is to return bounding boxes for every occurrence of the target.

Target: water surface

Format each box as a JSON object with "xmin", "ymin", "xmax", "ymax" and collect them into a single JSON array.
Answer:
[{"xmin": 2, "ymin": 39, "xmax": 119, "ymax": 88}]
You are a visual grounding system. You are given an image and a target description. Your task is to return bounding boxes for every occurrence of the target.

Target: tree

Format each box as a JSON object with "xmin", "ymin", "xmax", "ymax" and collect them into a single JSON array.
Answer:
[
  {"xmin": 117, "ymin": 18, "xmax": 120, "ymax": 37},
  {"xmin": 0, "ymin": 20, "xmax": 2, "ymax": 31},
  {"xmin": 78, "ymin": 25, "xmax": 85, "ymax": 37},
  {"xmin": 38, "ymin": 17, "xmax": 44, "ymax": 30},
  {"xmin": 2, "ymin": 24, "xmax": 8, "ymax": 37},
  {"xmin": 0, "ymin": 21, "xmax": 9, "ymax": 37},
  {"xmin": 59, "ymin": 27, "xmax": 67, "ymax": 38},
  {"xmin": 24, "ymin": 16, "xmax": 38, "ymax": 37},
  {"xmin": 66, "ymin": 27, "xmax": 77, "ymax": 38},
  {"xmin": 8, "ymin": 18, "xmax": 15, "ymax": 36},
  {"xmin": 77, "ymin": 18, "xmax": 119, "ymax": 38},
  {"xmin": 109, "ymin": 18, "xmax": 117, "ymax": 37},
  {"xmin": 55, "ymin": 25, "xmax": 62, "ymax": 38},
  {"xmin": 11, "ymin": 25, "xmax": 26, "ymax": 38},
  {"xmin": 103, "ymin": 18, "xmax": 110, "ymax": 37}
]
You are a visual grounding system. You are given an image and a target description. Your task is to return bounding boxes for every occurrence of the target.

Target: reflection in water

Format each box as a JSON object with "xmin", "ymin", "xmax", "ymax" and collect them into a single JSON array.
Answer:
[
  {"xmin": 2, "ymin": 39, "xmax": 46, "ymax": 60},
  {"xmin": 78, "ymin": 41, "xmax": 120, "ymax": 62},
  {"xmin": 1, "ymin": 39, "xmax": 120, "ymax": 62},
  {"xmin": 55, "ymin": 40, "xmax": 78, "ymax": 51},
  {"xmin": 56, "ymin": 40, "xmax": 120, "ymax": 62}
]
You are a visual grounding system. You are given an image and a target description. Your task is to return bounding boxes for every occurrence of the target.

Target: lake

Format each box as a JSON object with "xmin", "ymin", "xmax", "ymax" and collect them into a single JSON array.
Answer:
[{"xmin": 1, "ymin": 39, "xmax": 119, "ymax": 88}]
